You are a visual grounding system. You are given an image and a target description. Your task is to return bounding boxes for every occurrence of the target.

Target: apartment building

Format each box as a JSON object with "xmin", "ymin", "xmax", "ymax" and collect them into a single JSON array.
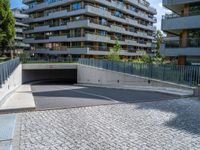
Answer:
[
  {"xmin": 23, "ymin": 0, "xmax": 157, "ymax": 58},
  {"xmin": 12, "ymin": 8, "xmax": 30, "ymax": 54},
  {"xmin": 161, "ymin": 0, "xmax": 200, "ymax": 65}
]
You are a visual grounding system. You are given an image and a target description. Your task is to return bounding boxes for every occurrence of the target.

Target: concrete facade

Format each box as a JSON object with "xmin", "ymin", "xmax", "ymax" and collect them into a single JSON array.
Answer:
[
  {"xmin": 12, "ymin": 8, "xmax": 30, "ymax": 53},
  {"xmin": 23, "ymin": 0, "xmax": 157, "ymax": 57}
]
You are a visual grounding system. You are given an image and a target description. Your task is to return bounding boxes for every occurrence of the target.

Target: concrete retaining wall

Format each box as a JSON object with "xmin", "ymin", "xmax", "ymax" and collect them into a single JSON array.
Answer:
[
  {"xmin": 0, "ymin": 64, "xmax": 22, "ymax": 106},
  {"xmin": 77, "ymin": 65, "xmax": 195, "ymax": 91}
]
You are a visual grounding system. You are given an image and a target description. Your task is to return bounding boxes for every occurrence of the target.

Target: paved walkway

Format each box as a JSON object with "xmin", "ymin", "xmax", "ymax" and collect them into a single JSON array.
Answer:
[
  {"xmin": 0, "ymin": 114, "xmax": 16, "ymax": 150},
  {"xmin": 0, "ymin": 84, "xmax": 199, "ymax": 149},
  {"xmin": 0, "ymin": 85, "xmax": 35, "ymax": 111},
  {"xmin": 19, "ymin": 97, "xmax": 200, "ymax": 150}
]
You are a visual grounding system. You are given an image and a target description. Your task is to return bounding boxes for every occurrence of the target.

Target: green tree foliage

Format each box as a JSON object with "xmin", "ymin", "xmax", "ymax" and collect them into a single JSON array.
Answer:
[
  {"xmin": 0, "ymin": 0, "xmax": 15, "ymax": 55},
  {"xmin": 155, "ymin": 30, "xmax": 163, "ymax": 56},
  {"xmin": 107, "ymin": 40, "xmax": 121, "ymax": 61}
]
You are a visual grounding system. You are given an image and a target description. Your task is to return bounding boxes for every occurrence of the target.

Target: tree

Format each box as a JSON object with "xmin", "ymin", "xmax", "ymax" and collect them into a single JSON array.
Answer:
[
  {"xmin": 0, "ymin": 0, "xmax": 15, "ymax": 56},
  {"xmin": 107, "ymin": 40, "xmax": 121, "ymax": 61},
  {"xmin": 155, "ymin": 30, "xmax": 163, "ymax": 56},
  {"xmin": 0, "ymin": 28, "xmax": 5, "ymax": 56}
]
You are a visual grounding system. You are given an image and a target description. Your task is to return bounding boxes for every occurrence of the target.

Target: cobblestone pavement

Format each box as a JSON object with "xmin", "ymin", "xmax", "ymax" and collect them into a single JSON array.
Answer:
[{"xmin": 19, "ymin": 98, "xmax": 200, "ymax": 150}]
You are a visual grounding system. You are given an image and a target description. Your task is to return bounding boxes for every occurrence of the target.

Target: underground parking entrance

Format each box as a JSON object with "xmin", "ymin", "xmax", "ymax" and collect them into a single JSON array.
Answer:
[{"xmin": 21, "ymin": 64, "xmax": 181, "ymax": 111}]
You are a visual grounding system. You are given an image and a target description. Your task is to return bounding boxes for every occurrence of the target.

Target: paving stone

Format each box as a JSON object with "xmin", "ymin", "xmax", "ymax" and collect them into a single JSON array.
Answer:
[
  {"xmin": 19, "ymin": 98, "xmax": 200, "ymax": 150},
  {"xmin": 0, "ymin": 114, "xmax": 16, "ymax": 141}
]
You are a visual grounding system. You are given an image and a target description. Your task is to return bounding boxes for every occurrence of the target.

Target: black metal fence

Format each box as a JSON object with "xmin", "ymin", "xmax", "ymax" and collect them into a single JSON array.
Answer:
[
  {"xmin": 0, "ymin": 58, "xmax": 20, "ymax": 87},
  {"xmin": 79, "ymin": 58, "xmax": 200, "ymax": 87}
]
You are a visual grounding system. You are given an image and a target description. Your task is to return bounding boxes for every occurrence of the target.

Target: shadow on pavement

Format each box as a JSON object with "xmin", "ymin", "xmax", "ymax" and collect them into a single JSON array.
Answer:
[
  {"xmin": 31, "ymin": 84, "xmax": 180, "ymax": 110},
  {"xmin": 136, "ymin": 98, "xmax": 200, "ymax": 135}
]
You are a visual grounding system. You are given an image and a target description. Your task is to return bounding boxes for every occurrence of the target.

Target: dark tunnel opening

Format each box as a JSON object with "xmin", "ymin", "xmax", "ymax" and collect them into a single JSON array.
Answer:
[{"xmin": 22, "ymin": 69, "xmax": 77, "ymax": 85}]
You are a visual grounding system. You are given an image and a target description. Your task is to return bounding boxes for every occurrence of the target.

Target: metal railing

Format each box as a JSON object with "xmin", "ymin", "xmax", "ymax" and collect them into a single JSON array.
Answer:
[
  {"xmin": 0, "ymin": 58, "xmax": 20, "ymax": 87},
  {"xmin": 79, "ymin": 58, "xmax": 200, "ymax": 87},
  {"xmin": 163, "ymin": 10, "xmax": 200, "ymax": 20},
  {"xmin": 21, "ymin": 57, "xmax": 79, "ymax": 64},
  {"xmin": 165, "ymin": 38, "xmax": 200, "ymax": 48}
]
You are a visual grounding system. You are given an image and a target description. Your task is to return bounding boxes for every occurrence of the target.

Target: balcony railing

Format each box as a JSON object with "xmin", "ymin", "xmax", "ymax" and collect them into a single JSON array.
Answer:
[
  {"xmin": 163, "ymin": 10, "xmax": 200, "ymax": 19},
  {"xmin": 165, "ymin": 38, "xmax": 200, "ymax": 48},
  {"xmin": 26, "ymin": 4, "xmax": 155, "ymax": 31},
  {"xmin": 0, "ymin": 58, "xmax": 20, "ymax": 87}
]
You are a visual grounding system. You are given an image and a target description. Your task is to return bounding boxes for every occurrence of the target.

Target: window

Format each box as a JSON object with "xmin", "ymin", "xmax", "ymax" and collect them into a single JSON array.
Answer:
[
  {"xmin": 72, "ymin": 2, "xmax": 82, "ymax": 11},
  {"xmin": 98, "ymin": 30, "xmax": 107, "ymax": 36},
  {"xmin": 114, "ymin": 11, "xmax": 122, "ymax": 18},
  {"xmin": 99, "ymin": 18, "xmax": 107, "ymax": 26}
]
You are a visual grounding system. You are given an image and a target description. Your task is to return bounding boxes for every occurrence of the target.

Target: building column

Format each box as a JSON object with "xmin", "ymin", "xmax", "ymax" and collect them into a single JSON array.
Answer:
[
  {"xmin": 178, "ymin": 4, "xmax": 189, "ymax": 65},
  {"xmin": 178, "ymin": 56, "xmax": 186, "ymax": 65},
  {"xmin": 183, "ymin": 4, "xmax": 189, "ymax": 16},
  {"xmin": 181, "ymin": 30, "xmax": 188, "ymax": 48}
]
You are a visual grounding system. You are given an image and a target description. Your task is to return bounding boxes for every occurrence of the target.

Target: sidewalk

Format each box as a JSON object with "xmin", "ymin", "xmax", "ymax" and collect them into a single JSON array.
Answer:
[
  {"xmin": 77, "ymin": 83, "xmax": 194, "ymax": 97},
  {"xmin": 0, "ymin": 114, "xmax": 16, "ymax": 150},
  {"xmin": 0, "ymin": 85, "xmax": 35, "ymax": 111}
]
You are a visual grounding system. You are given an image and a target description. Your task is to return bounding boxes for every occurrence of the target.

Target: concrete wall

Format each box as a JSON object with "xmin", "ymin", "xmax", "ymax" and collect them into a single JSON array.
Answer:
[
  {"xmin": 22, "ymin": 63, "xmax": 77, "ymax": 70},
  {"xmin": 77, "ymin": 64, "xmax": 195, "ymax": 91},
  {"xmin": 0, "ymin": 64, "xmax": 22, "ymax": 106}
]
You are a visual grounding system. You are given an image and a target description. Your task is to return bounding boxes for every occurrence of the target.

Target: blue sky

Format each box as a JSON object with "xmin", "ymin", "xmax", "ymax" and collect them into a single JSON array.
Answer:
[{"xmin": 10, "ymin": 0, "xmax": 170, "ymax": 30}]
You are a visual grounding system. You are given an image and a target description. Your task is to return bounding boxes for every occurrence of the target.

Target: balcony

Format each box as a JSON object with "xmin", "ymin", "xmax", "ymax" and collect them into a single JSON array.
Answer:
[
  {"xmin": 24, "ymin": 20, "xmax": 88, "ymax": 33},
  {"xmin": 163, "ymin": 0, "xmax": 200, "ymax": 6},
  {"xmin": 23, "ymin": 0, "xmax": 157, "ymax": 21},
  {"xmin": 34, "ymin": 46, "xmax": 144, "ymax": 56},
  {"xmin": 160, "ymin": 38, "xmax": 200, "ymax": 56},
  {"xmin": 24, "ymin": 7, "xmax": 86, "ymax": 23},
  {"xmin": 24, "ymin": 4, "xmax": 156, "ymax": 32},
  {"xmin": 163, "ymin": 0, "xmax": 200, "ymax": 13},
  {"xmin": 24, "ymin": 18, "xmax": 154, "ymax": 40},
  {"xmin": 127, "ymin": 0, "xmax": 157, "ymax": 14},
  {"xmin": 162, "ymin": 13, "xmax": 200, "ymax": 32}
]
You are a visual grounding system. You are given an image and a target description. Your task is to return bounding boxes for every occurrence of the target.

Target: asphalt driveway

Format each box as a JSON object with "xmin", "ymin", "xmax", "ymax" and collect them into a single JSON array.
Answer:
[{"xmin": 31, "ymin": 84, "xmax": 180, "ymax": 110}]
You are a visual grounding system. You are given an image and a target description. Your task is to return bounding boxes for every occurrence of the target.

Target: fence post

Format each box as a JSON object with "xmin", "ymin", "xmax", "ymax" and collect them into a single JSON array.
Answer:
[
  {"xmin": 149, "ymin": 63, "xmax": 153, "ymax": 78},
  {"xmin": 162, "ymin": 65, "xmax": 165, "ymax": 81},
  {"xmin": 194, "ymin": 85, "xmax": 200, "ymax": 98}
]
